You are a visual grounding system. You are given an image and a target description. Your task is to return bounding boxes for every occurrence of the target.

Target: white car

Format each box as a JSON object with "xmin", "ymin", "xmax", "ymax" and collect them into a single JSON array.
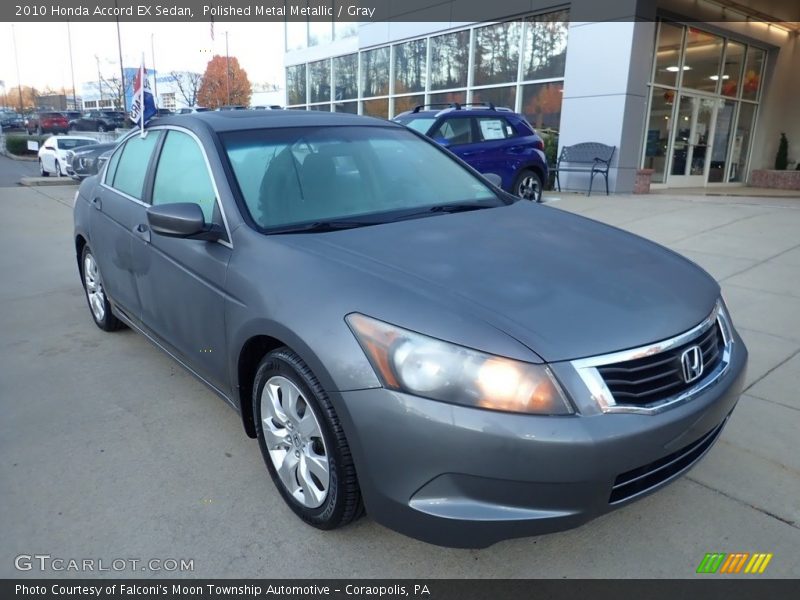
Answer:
[{"xmin": 37, "ymin": 135, "xmax": 97, "ymax": 177}]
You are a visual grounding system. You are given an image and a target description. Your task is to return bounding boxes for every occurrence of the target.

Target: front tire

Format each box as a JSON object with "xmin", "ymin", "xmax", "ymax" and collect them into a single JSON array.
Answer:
[
  {"xmin": 80, "ymin": 245, "xmax": 123, "ymax": 332},
  {"xmin": 514, "ymin": 169, "xmax": 544, "ymax": 202},
  {"xmin": 54, "ymin": 160, "xmax": 62, "ymax": 177},
  {"xmin": 253, "ymin": 347, "xmax": 363, "ymax": 530},
  {"xmin": 97, "ymin": 124, "xmax": 106, "ymax": 133}
]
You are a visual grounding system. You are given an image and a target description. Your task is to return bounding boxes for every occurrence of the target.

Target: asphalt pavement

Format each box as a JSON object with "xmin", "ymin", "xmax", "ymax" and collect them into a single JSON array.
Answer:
[
  {"xmin": 0, "ymin": 180, "xmax": 798, "ymax": 578},
  {"xmin": 0, "ymin": 154, "xmax": 38, "ymax": 186}
]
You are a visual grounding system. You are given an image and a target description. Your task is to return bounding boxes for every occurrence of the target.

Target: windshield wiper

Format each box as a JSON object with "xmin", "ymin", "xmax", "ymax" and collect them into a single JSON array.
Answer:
[
  {"xmin": 266, "ymin": 219, "xmax": 379, "ymax": 234},
  {"xmin": 427, "ymin": 202, "xmax": 493, "ymax": 214}
]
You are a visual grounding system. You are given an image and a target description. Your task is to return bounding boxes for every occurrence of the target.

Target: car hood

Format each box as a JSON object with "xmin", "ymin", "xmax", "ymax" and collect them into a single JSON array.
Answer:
[{"xmin": 291, "ymin": 201, "xmax": 719, "ymax": 362}]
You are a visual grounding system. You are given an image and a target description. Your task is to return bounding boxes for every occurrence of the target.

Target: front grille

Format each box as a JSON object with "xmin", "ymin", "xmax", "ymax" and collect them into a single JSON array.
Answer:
[
  {"xmin": 597, "ymin": 321, "xmax": 724, "ymax": 407},
  {"xmin": 609, "ymin": 419, "xmax": 726, "ymax": 504}
]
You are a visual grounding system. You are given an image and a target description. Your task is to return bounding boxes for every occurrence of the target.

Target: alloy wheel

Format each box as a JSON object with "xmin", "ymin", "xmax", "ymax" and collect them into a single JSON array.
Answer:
[
  {"xmin": 83, "ymin": 253, "xmax": 106, "ymax": 322},
  {"xmin": 517, "ymin": 173, "xmax": 541, "ymax": 201},
  {"xmin": 260, "ymin": 375, "xmax": 330, "ymax": 509}
]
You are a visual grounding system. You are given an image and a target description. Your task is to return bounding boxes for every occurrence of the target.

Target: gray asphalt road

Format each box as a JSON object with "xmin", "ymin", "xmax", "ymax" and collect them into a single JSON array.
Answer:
[
  {"xmin": 1, "ymin": 185, "xmax": 798, "ymax": 579},
  {"xmin": 0, "ymin": 154, "xmax": 38, "ymax": 187}
]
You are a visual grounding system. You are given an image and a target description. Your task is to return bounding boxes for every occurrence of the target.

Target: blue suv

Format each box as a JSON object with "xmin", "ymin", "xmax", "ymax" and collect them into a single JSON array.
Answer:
[{"xmin": 394, "ymin": 103, "xmax": 548, "ymax": 202}]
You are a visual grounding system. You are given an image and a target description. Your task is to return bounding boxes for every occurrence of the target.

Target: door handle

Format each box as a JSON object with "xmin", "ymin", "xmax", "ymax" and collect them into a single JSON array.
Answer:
[
  {"xmin": 133, "ymin": 223, "xmax": 151, "ymax": 243},
  {"xmin": 90, "ymin": 197, "xmax": 102, "ymax": 210}
]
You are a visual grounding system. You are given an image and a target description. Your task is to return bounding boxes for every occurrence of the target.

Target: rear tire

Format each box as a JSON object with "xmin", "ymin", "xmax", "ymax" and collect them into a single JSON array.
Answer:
[
  {"xmin": 253, "ymin": 347, "xmax": 363, "ymax": 530},
  {"xmin": 80, "ymin": 245, "xmax": 124, "ymax": 332},
  {"xmin": 97, "ymin": 124, "xmax": 106, "ymax": 133},
  {"xmin": 513, "ymin": 169, "xmax": 544, "ymax": 202},
  {"xmin": 39, "ymin": 159, "xmax": 49, "ymax": 177}
]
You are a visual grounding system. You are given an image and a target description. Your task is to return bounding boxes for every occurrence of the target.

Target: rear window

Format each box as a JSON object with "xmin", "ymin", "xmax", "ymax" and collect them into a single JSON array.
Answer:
[
  {"xmin": 58, "ymin": 139, "xmax": 95, "ymax": 150},
  {"xmin": 393, "ymin": 116, "xmax": 435, "ymax": 134}
]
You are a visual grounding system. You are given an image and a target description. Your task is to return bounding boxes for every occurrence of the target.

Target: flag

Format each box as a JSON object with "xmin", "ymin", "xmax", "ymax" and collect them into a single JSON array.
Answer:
[{"xmin": 129, "ymin": 57, "xmax": 157, "ymax": 135}]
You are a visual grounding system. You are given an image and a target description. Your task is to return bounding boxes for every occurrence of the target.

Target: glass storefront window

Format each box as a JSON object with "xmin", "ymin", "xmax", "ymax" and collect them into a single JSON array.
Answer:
[
  {"xmin": 286, "ymin": 64, "xmax": 307, "ymax": 106},
  {"xmin": 362, "ymin": 98, "xmax": 389, "ymax": 119},
  {"xmin": 309, "ymin": 19, "xmax": 333, "ymax": 47},
  {"xmin": 286, "ymin": 22, "xmax": 307, "ymax": 51},
  {"xmin": 334, "ymin": 101, "xmax": 358, "ymax": 114},
  {"xmin": 720, "ymin": 41, "xmax": 745, "ymax": 98},
  {"xmin": 394, "ymin": 95, "xmax": 424, "ymax": 115},
  {"xmin": 308, "ymin": 104, "xmax": 331, "ymax": 111},
  {"xmin": 729, "ymin": 102, "xmax": 755, "ymax": 182},
  {"xmin": 523, "ymin": 10, "xmax": 569, "ymax": 81},
  {"xmin": 430, "ymin": 30, "xmax": 470, "ymax": 90},
  {"xmin": 643, "ymin": 88, "xmax": 676, "ymax": 183},
  {"xmin": 708, "ymin": 99, "xmax": 735, "ymax": 182},
  {"xmin": 652, "ymin": 22, "xmax": 684, "ymax": 87},
  {"xmin": 333, "ymin": 54, "xmax": 358, "ymax": 101},
  {"xmin": 473, "ymin": 21, "xmax": 522, "ymax": 86},
  {"xmin": 521, "ymin": 82, "xmax": 563, "ymax": 134},
  {"xmin": 742, "ymin": 47, "xmax": 765, "ymax": 101},
  {"xmin": 361, "ymin": 47, "xmax": 390, "ymax": 97},
  {"xmin": 429, "ymin": 90, "xmax": 466, "ymax": 106},
  {"xmin": 472, "ymin": 86, "xmax": 516, "ymax": 110},
  {"xmin": 308, "ymin": 59, "xmax": 331, "ymax": 104},
  {"xmin": 681, "ymin": 28, "xmax": 724, "ymax": 92},
  {"xmin": 334, "ymin": 19, "xmax": 358, "ymax": 40},
  {"xmin": 394, "ymin": 39, "xmax": 427, "ymax": 94}
]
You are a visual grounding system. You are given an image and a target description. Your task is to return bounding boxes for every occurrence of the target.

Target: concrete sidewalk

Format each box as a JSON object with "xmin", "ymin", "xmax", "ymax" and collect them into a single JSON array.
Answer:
[{"xmin": 0, "ymin": 185, "xmax": 798, "ymax": 579}]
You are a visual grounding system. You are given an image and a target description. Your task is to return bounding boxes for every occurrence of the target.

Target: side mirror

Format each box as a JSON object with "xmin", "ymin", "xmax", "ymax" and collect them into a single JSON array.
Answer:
[
  {"xmin": 146, "ymin": 203, "xmax": 221, "ymax": 241},
  {"xmin": 482, "ymin": 173, "xmax": 502, "ymax": 187}
]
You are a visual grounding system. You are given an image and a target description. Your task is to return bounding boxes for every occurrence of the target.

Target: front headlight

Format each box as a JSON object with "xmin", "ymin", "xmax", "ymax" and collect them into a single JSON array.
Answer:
[{"xmin": 346, "ymin": 313, "xmax": 572, "ymax": 415}]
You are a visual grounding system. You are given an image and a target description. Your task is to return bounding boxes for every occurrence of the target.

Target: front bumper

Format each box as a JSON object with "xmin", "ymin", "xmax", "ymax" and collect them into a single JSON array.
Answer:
[{"xmin": 333, "ymin": 331, "xmax": 747, "ymax": 548}]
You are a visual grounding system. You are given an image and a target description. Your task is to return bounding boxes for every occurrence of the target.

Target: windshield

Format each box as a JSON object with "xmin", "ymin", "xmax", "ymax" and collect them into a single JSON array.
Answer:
[
  {"xmin": 222, "ymin": 126, "xmax": 500, "ymax": 231},
  {"xmin": 394, "ymin": 116, "xmax": 435, "ymax": 135}
]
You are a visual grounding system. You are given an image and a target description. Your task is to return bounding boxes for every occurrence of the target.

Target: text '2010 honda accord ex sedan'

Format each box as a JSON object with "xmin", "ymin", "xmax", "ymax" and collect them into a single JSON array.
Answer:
[{"xmin": 73, "ymin": 110, "xmax": 747, "ymax": 548}]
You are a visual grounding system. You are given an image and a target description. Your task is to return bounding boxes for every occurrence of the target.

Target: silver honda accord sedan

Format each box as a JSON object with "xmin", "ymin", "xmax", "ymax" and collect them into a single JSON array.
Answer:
[{"xmin": 73, "ymin": 111, "xmax": 747, "ymax": 548}]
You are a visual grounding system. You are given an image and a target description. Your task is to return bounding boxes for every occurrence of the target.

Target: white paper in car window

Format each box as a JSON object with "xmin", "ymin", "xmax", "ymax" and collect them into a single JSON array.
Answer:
[{"xmin": 479, "ymin": 119, "xmax": 506, "ymax": 140}]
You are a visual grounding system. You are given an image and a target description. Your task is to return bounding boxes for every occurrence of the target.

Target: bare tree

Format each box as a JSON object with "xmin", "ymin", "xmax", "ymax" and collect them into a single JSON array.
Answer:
[
  {"xmin": 100, "ymin": 72, "xmax": 134, "ymax": 110},
  {"xmin": 170, "ymin": 71, "xmax": 203, "ymax": 107}
]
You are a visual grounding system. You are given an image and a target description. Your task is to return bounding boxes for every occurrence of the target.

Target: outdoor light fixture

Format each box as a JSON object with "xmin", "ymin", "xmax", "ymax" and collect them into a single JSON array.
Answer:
[
  {"xmin": 666, "ymin": 65, "xmax": 692, "ymax": 72},
  {"xmin": 709, "ymin": 75, "xmax": 730, "ymax": 80}
]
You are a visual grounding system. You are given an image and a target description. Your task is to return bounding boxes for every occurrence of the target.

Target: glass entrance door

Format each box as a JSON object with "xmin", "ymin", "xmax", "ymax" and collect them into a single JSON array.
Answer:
[{"xmin": 668, "ymin": 94, "xmax": 715, "ymax": 186}]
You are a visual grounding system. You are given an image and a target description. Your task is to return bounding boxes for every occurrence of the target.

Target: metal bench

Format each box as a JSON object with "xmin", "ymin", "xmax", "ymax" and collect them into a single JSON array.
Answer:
[{"xmin": 551, "ymin": 142, "xmax": 616, "ymax": 196}]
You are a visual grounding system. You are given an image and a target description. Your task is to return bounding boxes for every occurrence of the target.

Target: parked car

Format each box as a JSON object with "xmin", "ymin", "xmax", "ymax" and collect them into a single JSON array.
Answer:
[
  {"xmin": 38, "ymin": 135, "xmax": 97, "ymax": 177},
  {"xmin": 155, "ymin": 108, "xmax": 174, "ymax": 117},
  {"xmin": 253, "ymin": 105, "xmax": 283, "ymax": 110},
  {"xmin": 73, "ymin": 111, "xmax": 747, "ymax": 548},
  {"xmin": 0, "ymin": 111, "xmax": 25, "ymax": 131},
  {"xmin": 217, "ymin": 105, "xmax": 247, "ymax": 110},
  {"xmin": 394, "ymin": 103, "xmax": 548, "ymax": 202},
  {"xmin": 26, "ymin": 111, "xmax": 69, "ymax": 135},
  {"xmin": 66, "ymin": 142, "xmax": 118, "ymax": 180},
  {"xmin": 70, "ymin": 110, "xmax": 126, "ymax": 132},
  {"xmin": 178, "ymin": 107, "xmax": 211, "ymax": 114}
]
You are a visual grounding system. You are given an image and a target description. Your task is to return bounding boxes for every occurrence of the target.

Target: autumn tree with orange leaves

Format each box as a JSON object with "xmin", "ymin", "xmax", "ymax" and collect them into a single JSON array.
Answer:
[{"xmin": 197, "ymin": 55, "xmax": 252, "ymax": 108}]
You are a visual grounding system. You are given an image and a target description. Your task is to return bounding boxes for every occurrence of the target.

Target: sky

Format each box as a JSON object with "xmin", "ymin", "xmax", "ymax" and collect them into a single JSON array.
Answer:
[{"xmin": 0, "ymin": 21, "xmax": 286, "ymax": 96}]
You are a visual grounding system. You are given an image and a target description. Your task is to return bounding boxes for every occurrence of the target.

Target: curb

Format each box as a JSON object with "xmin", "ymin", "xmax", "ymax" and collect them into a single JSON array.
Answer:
[
  {"xmin": 20, "ymin": 176, "xmax": 78, "ymax": 187},
  {"xmin": 2, "ymin": 152, "xmax": 38, "ymax": 162}
]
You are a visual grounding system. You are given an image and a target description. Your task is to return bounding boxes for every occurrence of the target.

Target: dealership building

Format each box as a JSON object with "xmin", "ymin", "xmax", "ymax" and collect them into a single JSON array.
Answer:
[{"xmin": 283, "ymin": 0, "xmax": 799, "ymax": 193}]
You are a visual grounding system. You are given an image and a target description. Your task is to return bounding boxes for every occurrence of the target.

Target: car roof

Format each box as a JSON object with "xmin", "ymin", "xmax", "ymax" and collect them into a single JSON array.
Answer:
[
  {"xmin": 397, "ymin": 107, "xmax": 518, "ymax": 118},
  {"xmin": 149, "ymin": 109, "xmax": 402, "ymax": 134}
]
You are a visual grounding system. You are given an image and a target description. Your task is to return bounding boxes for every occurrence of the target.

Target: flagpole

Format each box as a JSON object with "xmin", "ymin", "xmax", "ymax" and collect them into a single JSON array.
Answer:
[
  {"xmin": 115, "ymin": 0, "xmax": 126, "ymax": 112},
  {"xmin": 67, "ymin": 21, "xmax": 78, "ymax": 110},
  {"xmin": 140, "ymin": 53, "xmax": 145, "ymax": 138},
  {"xmin": 225, "ymin": 31, "xmax": 230, "ymax": 106},
  {"xmin": 151, "ymin": 33, "xmax": 159, "ymax": 105}
]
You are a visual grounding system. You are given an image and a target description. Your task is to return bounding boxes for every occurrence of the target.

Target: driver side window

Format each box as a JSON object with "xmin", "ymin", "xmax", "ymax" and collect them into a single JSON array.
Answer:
[{"xmin": 151, "ymin": 131, "xmax": 217, "ymax": 224}]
